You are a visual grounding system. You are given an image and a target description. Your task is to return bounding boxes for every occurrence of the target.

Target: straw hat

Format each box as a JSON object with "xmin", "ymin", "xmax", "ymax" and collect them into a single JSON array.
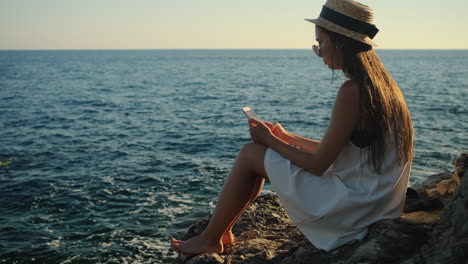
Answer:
[{"xmin": 305, "ymin": 0, "xmax": 379, "ymax": 46}]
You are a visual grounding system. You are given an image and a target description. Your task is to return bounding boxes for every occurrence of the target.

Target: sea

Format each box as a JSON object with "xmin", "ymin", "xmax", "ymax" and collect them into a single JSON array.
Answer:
[{"xmin": 0, "ymin": 49, "xmax": 467, "ymax": 263}]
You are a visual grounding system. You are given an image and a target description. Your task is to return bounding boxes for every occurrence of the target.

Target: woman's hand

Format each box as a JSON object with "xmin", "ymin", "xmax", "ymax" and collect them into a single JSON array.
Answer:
[
  {"xmin": 249, "ymin": 119, "xmax": 289, "ymax": 146},
  {"xmin": 248, "ymin": 119, "xmax": 274, "ymax": 146},
  {"xmin": 263, "ymin": 121, "xmax": 288, "ymax": 142}
]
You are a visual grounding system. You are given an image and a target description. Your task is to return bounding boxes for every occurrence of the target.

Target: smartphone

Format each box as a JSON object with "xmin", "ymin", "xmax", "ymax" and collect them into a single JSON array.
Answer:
[{"xmin": 242, "ymin": 107, "xmax": 263, "ymax": 121}]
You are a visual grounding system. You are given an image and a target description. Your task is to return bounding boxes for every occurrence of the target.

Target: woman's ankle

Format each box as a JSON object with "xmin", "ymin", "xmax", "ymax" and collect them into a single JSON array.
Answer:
[
  {"xmin": 222, "ymin": 230, "xmax": 235, "ymax": 245},
  {"xmin": 199, "ymin": 231, "xmax": 222, "ymax": 245}
]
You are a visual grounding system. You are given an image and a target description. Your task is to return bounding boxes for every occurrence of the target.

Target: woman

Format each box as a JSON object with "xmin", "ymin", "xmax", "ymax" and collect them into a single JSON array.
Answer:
[{"xmin": 171, "ymin": 0, "xmax": 413, "ymax": 254}]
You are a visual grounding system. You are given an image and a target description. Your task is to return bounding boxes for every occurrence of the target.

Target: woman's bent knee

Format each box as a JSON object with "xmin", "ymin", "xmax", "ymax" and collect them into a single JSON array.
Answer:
[
  {"xmin": 239, "ymin": 142, "xmax": 267, "ymax": 158},
  {"xmin": 238, "ymin": 142, "xmax": 268, "ymax": 178}
]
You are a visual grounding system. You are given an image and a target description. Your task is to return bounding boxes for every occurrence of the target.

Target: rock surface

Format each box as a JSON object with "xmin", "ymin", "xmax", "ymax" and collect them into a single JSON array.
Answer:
[{"xmin": 171, "ymin": 153, "xmax": 468, "ymax": 264}]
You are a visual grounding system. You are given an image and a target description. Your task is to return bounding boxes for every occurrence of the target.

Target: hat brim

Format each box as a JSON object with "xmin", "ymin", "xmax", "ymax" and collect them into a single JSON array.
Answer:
[{"xmin": 305, "ymin": 17, "xmax": 377, "ymax": 46}]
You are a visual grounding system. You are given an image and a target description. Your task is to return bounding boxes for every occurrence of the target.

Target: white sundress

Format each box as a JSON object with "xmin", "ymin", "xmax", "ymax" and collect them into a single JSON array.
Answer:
[{"xmin": 264, "ymin": 138, "xmax": 411, "ymax": 251}]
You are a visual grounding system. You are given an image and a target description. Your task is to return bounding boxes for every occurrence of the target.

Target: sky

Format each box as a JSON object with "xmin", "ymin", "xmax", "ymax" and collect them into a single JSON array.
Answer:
[{"xmin": 1, "ymin": 0, "xmax": 467, "ymax": 50}]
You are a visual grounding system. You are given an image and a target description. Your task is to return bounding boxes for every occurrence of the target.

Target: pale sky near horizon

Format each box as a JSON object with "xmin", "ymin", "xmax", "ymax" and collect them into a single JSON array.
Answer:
[{"xmin": 1, "ymin": 0, "xmax": 467, "ymax": 50}]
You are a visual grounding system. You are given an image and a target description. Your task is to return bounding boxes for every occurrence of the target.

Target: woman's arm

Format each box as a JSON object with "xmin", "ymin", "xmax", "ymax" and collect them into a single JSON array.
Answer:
[
  {"xmin": 284, "ymin": 132, "xmax": 320, "ymax": 152},
  {"xmin": 265, "ymin": 123, "xmax": 320, "ymax": 153},
  {"xmin": 250, "ymin": 80, "xmax": 360, "ymax": 176}
]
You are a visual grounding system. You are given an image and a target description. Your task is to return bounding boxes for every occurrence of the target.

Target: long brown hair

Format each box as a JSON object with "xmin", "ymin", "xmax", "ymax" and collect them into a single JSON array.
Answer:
[{"xmin": 320, "ymin": 26, "xmax": 413, "ymax": 173}]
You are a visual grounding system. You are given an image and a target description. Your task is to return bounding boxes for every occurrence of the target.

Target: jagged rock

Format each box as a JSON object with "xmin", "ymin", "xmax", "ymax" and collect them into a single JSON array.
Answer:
[
  {"xmin": 453, "ymin": 153, "xmax": 468, "ymax": 178},
  {"xmin": 185, "ymin": 254, "xmax": 225, "ymax": 264},
  {"xmin": 172, "ymin": 153, "xmax": 468, "ymax": 264},
  {"xmin": 407, "ymin": 153, "xmax": 468, "ymax": 263}
]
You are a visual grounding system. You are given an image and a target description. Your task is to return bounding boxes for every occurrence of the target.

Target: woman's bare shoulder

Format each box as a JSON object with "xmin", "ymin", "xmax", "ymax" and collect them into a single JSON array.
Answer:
[
  {"xmin": 334, "ymin": 79, "xmax": 360, "ymax": 106},
  {"xmin": 339, "ymin": 79, "xmax": 360, "ymax": 96}
]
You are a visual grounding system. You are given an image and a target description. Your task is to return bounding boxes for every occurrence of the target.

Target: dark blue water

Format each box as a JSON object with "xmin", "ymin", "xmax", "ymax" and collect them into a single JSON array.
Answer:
[{"xmin": 0, "ymin": 50, "xmax": 467, "ymax": 263}]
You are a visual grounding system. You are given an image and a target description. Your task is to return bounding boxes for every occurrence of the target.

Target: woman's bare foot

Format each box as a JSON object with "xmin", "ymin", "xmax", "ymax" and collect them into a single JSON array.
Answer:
[
  {"xmin": 222, "ymin": 231, "xmax": 235, "ymax": 246},
  {"xmin": 170, "ymin": 234, "xmax": 224, "ymax": 256}
]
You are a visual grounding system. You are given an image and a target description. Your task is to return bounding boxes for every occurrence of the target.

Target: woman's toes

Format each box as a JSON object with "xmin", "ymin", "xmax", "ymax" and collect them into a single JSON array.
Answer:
[{"xmin": 171, "ymin": 238, "xmax": 182, "ymax": 250}]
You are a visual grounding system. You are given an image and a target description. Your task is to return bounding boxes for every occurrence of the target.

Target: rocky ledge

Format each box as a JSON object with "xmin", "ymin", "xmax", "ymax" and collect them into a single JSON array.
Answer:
[{"xmin": 171, "ymin": 153, "xmax": 468, "ymax": 264}]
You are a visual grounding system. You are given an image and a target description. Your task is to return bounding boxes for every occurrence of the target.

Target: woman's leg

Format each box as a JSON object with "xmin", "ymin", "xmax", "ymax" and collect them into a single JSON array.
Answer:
[
  {"xmin": 171, "ymin": 142, "xmax": 269, "ymax": 255},
  {"xmin": 221, "ymin": 174, "xmax": 265, "ymax": 245}
]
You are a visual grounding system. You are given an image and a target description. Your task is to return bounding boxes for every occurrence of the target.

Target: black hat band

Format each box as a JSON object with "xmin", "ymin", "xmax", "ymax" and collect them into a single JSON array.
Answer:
[{"xmin": 320, "ymin": 5, "xmax": 379, "ymax": 39}]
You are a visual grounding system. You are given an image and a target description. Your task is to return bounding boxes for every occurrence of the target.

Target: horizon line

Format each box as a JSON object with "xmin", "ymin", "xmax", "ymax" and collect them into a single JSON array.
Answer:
[{"xmin": 1, "ymin": 48, "xmax": 467, "ymax": 51}]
